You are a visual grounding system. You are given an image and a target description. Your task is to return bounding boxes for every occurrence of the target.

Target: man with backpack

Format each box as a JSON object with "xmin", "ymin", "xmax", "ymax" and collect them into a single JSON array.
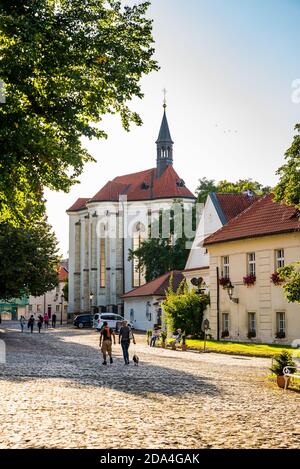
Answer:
[{"xmin": 99, "ymin": 321, "xmax": 116, "ymax": 365}]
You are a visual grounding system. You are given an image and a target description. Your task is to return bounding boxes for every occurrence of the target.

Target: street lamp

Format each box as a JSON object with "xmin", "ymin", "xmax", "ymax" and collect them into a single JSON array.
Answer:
[
  {"xmin": 226, "ymin": 281, "xmax": 239, "ymax": 304},
  {"xmin": 60, "ymin": 293, "xmax": 64, "ymax": 325},
  {"xmin": 191, "ymin": 277, "xmax": 206, "ymax": 294},
  {"xmin": 89, "ymin": 292, "xmax": 94, "ymax": 314}
]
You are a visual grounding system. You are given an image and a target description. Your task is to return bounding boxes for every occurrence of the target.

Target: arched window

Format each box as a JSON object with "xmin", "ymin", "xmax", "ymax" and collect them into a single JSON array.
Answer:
[{"xmin": 132, "ymin": 222, "xmax": 146, "ymax": 287}]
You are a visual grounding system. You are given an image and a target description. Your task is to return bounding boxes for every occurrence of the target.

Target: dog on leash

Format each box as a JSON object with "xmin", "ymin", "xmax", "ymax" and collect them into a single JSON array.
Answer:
[{"xmin": 132, "ymin": 354, "xmax": 139, "ymax": 366}]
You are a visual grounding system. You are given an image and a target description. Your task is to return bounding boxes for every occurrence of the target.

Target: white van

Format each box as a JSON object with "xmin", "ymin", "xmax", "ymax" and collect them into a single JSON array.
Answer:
[{"xmin": 93, "ymin": 313, "xmax": 134, "ymax": 331}]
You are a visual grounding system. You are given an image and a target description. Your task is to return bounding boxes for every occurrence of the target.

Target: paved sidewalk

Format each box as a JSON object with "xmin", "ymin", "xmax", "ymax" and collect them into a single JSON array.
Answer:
[{"xmin": 0, "ymin": 322, "xmax": 299, "ymax": 449}]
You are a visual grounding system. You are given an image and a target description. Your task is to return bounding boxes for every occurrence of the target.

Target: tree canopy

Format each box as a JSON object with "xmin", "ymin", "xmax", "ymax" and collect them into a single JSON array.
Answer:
[
  {"xmin": 274, "ymin": 124, "xmax": 300, "ymax": 210},
  {"xmin": 278, "ymin": 263, "xmax": 300, "ymax": 304},
  {"xmin": 196, "ymin": 177, "xmax": 271, "ymax": 203},
  {"xmin": 128, "ymin": 203, "xmax": 196, "ymax": 282},
  {"xmin": 0, "ymin": 0, "xmax": 158, "ymax": 224},
  {"xmin": 162, "ymin": 279, "xmax": 210, "ymax": 337},
  {"xmin": 0, "ymin": 220, "xmax": 60, "ymax": 300}
]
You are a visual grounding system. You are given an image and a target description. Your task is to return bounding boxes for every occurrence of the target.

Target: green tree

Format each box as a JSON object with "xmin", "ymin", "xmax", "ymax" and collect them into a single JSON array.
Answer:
[
  {"xmin": 274, "ymin": 124, "xmax": 300, "ymax": 209},
  {"xmin": 62, "ymin": 276, "xmax": 68, "ymax": 302},
  {"xmin": 196, "ymin": 177, "xmax": 271, "ymax": 203},
  {"xmin": 128, "ymin": 202, "xmax": 196, "ymax": 282},
  {"xmin": 0, "ymin": 0, "xmax": 158, "ymax": 224},
  {"xmin": 195, "ymin": 178, "xmax": 217, "ymax": 203},
  {"xmin": 278, "ymin": 263, "xmax": 300, "ymax": 304},
  {"xmin": 162, "ymin": 279, "xmax": 209, "ymax": 337},
  {"xmin": 0, "ymin": 220, "xmax": 60, "ymax": 300}
]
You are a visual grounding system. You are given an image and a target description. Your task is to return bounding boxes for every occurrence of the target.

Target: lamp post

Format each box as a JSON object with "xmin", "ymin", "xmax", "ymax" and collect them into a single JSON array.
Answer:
[
  {"xmin": 226, "ymin": 281, "xmax": 239, "ymax": 304},
  {"xmin": 89, "ymin": 292, "xmax": 94, "ymax": 314},
  {"xmin": 60, "ymin": 293, "xmax": 64, "ymax": 325}
]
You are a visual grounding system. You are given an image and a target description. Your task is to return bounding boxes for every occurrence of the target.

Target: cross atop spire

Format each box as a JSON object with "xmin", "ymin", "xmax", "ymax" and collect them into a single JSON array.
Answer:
[
  {"xmin": 162, "ymin": 87, "xmax": 167, "ymax": 109},
  {"xmin": 156, "ymin": 94, "xmax": 174, "ymax": 178}
]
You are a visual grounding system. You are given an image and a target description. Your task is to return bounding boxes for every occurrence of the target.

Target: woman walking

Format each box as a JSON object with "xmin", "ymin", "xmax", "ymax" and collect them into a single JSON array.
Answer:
[
  {"xmin": 20, "ymin": 315, "xmax": 26, "ymax": 333},
  {"xmin": 43, "ymin": 313, "xmax": 49, "ymax": 329}
]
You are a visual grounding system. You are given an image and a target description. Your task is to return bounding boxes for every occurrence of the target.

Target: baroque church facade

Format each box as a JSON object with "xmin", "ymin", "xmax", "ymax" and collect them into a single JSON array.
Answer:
[{"xmin": 67, "ymin": 105, "xmax": 195, "ymax": 315}]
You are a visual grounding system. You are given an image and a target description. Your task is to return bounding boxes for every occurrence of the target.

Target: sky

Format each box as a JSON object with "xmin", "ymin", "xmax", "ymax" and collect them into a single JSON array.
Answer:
[{"xmin": 45, "ymin": 0, "xmax": 300, "ymax": 257}]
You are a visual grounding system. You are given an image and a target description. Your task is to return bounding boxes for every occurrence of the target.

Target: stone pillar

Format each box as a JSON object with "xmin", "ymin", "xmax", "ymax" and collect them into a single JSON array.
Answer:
[{"xmin": 73, "ymin": 220, "xmax": 81, "ymax": 313}]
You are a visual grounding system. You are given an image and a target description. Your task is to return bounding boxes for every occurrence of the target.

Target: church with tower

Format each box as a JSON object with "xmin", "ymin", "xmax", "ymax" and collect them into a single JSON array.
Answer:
[{"xmin": 67, "ymin": 103, "xmax": 195, "ymax": 315}]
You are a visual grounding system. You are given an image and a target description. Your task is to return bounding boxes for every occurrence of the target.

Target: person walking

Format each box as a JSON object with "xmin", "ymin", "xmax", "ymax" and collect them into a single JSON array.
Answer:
[
  {"xmin": 28, "ymin": 315, "xmax": 35, "ymax": 333},
  {"xmin": 37, "ymin": 317, "xmax": 43, "ymax": 333},
  {"xmin": 43, "ymin": 313, "xmax": 49, "ymax": 329},
  {"xmin": 20, "ymin": 315, "xmax": 26, "ymax": 333},
  {"xmin": 99, "ymin": 321, "xmax": 116, "ymax": 365},
  {"xmin": 52, "ymin": 313, "xmax": 57, "ymax": 328},
  {"xmin": 119, "ymin": 320, "xmax": 136, "ymax": 365}
]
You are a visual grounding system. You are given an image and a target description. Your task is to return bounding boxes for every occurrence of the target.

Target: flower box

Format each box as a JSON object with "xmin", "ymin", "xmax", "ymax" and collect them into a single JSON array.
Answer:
[
  {"xmin": 271, "ymin": 271, "xmax": 283, "ymax": 286},
  {"xmin": 219, "ymin": 277, "xmax": 230, "ymax": 288},
  {"xmin": 243, "ymin": 274, "xmax": 256, "ymax": 286}
]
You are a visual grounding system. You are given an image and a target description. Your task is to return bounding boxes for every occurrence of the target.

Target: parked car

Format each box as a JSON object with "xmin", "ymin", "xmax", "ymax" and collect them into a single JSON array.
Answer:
[
  {"xmin": 73, "ymin": 314, "xmax": 93, "ymax": 329},
  {"xmin": 93, "ymin": 313, "xmax": 134, "ymax": 331}
]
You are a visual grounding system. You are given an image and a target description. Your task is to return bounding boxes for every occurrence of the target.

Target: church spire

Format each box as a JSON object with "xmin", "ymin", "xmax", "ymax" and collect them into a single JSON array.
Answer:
[{"xmin": 156, "ymin": 89, "xmax": 174, "ymax": 178}]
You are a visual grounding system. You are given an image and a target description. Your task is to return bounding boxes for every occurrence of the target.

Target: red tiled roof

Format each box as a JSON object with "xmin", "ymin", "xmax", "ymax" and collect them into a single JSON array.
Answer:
[
  {"xmin": 215, "ymin": 193, "xmax": 260, "ymax": 223},
  {"xmin": 91, "ymin": 166, "xmax": 194, "ymax": 202},
  {"xmin": 67, "ymin": 198, "xmax": 90, "ymax": 212},
  {"xmin": 204, "ymin": 194, "xmax": 300, "ymax": 246},
  {"xmin": 121, "ymin": 270, "xmax": 184, "ymax": 299},
  {"xmin": 68, "ymin": 166, "xmax": 194, "ymax": 209},
  {"xmin": 58, "ymin": 266, "xmax": 68, "ymax": 282}
]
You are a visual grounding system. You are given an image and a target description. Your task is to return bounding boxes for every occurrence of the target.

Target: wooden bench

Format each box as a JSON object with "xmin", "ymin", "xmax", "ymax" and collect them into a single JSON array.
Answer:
[{"xmin": 283, "ymin": 361, "xmax": 300, "ymax": 390}]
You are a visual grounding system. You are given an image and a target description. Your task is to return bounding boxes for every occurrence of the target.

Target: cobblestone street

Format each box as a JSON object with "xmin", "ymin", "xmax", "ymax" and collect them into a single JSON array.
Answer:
[{"xmin": 0, "ymin": 322, "xmax": 299, "ymax": 449}]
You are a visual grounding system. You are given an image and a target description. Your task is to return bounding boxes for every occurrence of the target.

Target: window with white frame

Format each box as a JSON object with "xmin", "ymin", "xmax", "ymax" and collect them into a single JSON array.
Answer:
[
  {"xmin": 247, "ymin": 253, "xmax": 256, "ymax": 276},
  {"xmin": 28, "ymin": 305, "xmax": 33, "ymax": 312},
  {"xmin": 276, "ymin": 312, "xmax": 286, "ymax": 334},
  {"xmin": 248, "ymin": 312, "xmax": 256, "ymax": 333},
  {"xmin": 222, "ymin": 256, "xmax": 230, "ymax": 279},
  {"xmin": 275, "ymin": 249, "xmax": 284, "ymax": 269},
  {"xmin": 56, "ymin": 305, "xmax": 60, "ymax": 312},
  {"xmin": 222, "ymin": 313, "xmax": 229, "ymax": 332}
]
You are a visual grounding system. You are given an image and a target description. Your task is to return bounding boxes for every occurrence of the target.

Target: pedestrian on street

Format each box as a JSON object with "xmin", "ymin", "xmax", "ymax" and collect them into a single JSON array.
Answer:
[
  {"xmin": 119, "ymin": 320, "xmax": 136, "ymax": 365},
  {"xmin": 20, "ymin": 315, "xmax": 26, "ymax": 333},
  {"xmin": 52, "ymin": 313, "xmax": 57, "ymax": 328},
  {"xmin": 99, "ymin": 321, "xmax": 116, "ymax": 365},
  {"xmin": 43, "ymin": 313, "xmax": 49, "ymax": 329},
  {"xmin": 28, "ymin": 315, "xmax": 35, "ymax": 333},
  {"xmin": 37, "ymin": 317, "xmax": 43, "ymax": 333}
]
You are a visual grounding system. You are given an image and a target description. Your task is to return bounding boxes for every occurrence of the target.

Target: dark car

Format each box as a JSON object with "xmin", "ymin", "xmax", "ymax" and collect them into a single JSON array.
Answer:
[{"xmin": 73, "ymin": 314, "xmax": 93, "ymax": 329}]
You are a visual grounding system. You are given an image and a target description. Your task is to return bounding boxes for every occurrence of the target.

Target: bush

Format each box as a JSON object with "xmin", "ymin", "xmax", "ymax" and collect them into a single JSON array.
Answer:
[
  {"xmin": 270, "ymin": 351, "xmax": 296, "ymax": 376},
  {"xmin": 162, "ymin": 278, "xmax": 210, "ymax": 337},
  {"xmin": 221, "ymin": 329, "xmax": 229, "ymax": 338}
]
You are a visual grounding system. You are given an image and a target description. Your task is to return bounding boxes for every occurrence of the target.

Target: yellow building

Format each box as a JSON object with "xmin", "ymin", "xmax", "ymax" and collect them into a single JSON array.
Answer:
[{"xmin": 203, "ymin": 194, "xmax": 300, "ymax": 344}]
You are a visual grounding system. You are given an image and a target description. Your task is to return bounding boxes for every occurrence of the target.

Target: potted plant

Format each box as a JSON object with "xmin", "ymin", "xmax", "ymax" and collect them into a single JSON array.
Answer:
[
  {"xmin": 275, "ymin": 331, "xmax": 286, "ymax": 339},
  {"xmin": 270, "ymin": 350, "xmax": 296, "ymax": 388},
  {"xmin": 247, "ymin": 329, "xmax": 256, "ymax": 339},
  {"xmin": 160, "ymin": 330, "xmax": 167, "ymax": 348},
  {"xmin": 219, "ymin": 277, "xmax": 230, "ymax": 288},
  {"xmin": 181, "ymin": 332, "xmax": 188, "ymax": 351},
  {"xmin": 243, "ymin": 274, "xmax": 256, "ymax": 286},
  {"xmin": 221, "ymin": 329, "xmax": 230, "ymax": 338},
  {"xmin": 146, "ymin": 329, "xmax": 152, "ymax": 345},
  {"xmin": 271, "ymin": 272, "xmax": 283, "ymax": 286}
]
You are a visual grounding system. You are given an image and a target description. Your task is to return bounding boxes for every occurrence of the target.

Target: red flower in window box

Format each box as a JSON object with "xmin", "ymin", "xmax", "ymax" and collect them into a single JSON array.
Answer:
[
  {"xmin": 271, "ymin": 271, "xmax": 283, "ymax": 286},
  {"xmin": 219, "ymin": 277, "xmax": 230, "ymax": 288},
  {"xmin": 243, "ymin": 274, "xmax": 256, "ymax": 286}
]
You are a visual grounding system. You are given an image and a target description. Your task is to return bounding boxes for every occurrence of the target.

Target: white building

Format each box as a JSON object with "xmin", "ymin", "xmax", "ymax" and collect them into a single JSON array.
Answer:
[
  {"xmin": 67, "ymin": 105, "xmax": 195, "ymax": 315},
  {"xmin": 184, "ymin": 192, "xmax": 258, "ymax": 284},
  {"xmin": 26, "ymin": 265, "xmax": 68, "ymax": 323}
]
